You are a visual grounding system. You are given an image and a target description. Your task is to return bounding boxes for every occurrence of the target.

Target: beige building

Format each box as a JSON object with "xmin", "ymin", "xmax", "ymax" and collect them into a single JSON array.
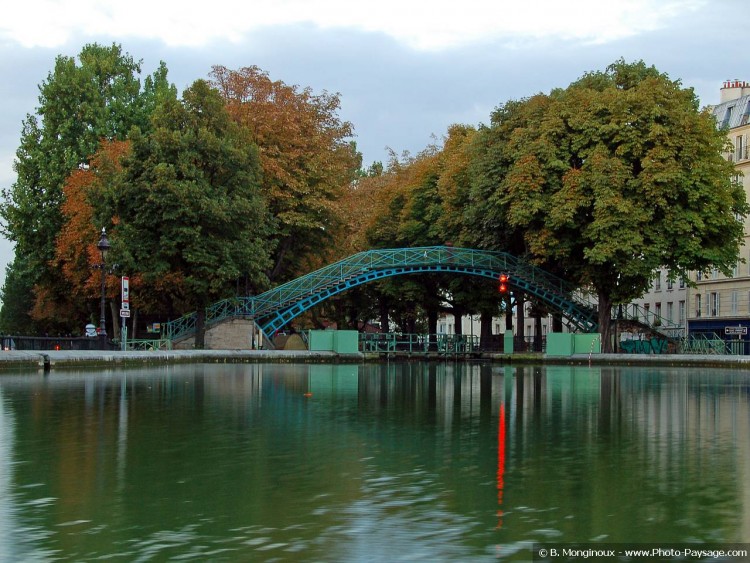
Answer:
[
  {"xmin": 628, "ymin": 80, "xmax": 750, "ymax": 349},
  {"xmin": 687, "ymin": 80, "xmax": 750, "ymax": 348}
]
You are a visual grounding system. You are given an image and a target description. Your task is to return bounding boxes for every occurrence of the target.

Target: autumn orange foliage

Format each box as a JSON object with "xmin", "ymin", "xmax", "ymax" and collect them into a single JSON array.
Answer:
[
  {"xmin": 31, "ymin": 140, "xmax": 130, "ymax": 326},
  {"xmin": 209, "ymin": 65, "xmax": 359, "ymax": 280}
]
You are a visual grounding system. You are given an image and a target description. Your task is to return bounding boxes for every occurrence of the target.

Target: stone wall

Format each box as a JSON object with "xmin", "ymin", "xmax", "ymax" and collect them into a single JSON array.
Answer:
[{"xmin": 174, "ymin": 318, "xmax": 260, "ymax": 350}]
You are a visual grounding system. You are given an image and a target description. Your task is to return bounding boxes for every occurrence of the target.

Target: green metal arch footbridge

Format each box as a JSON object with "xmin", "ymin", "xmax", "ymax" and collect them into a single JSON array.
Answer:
[{"xmin": 164, "ymin": 246, "xmax": 599, "ymax": 344}]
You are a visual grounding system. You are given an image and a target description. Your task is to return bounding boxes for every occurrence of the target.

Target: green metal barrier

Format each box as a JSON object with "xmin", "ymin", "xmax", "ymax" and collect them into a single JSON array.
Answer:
[
  {"xmin": 359, "ymin": 333, "xmax": 479, "ymax": 355},
  {"xmin": 126, "ymin": 339, "xmax": 173, "ymax": 351}
]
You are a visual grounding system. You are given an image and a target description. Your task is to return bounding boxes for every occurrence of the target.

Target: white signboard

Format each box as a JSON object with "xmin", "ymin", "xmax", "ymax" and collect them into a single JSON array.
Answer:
[{"xmin": 724, "ymin": 326, "xmax": 747, "ymax": 335}]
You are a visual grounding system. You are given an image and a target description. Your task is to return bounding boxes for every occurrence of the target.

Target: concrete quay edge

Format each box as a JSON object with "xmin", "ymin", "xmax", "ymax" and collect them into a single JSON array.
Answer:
[
  {"xmin": 0, "ymin": 349, "xmax": 362, "ymax": 371},
  {"xmin": 1, "ymin": 349, "xmax": 750, "ymax": 372}
]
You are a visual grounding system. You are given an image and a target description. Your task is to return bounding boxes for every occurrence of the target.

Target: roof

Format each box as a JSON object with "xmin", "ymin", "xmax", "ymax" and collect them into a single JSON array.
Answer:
[{"xmin": 710, "ymin": 95, "xmax": 750, "ymax": 130}]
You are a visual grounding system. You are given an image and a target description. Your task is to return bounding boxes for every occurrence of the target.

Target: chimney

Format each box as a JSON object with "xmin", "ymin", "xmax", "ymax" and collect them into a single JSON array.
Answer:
[{"xmin": 720, "ymin": 78, "xmax": 750, "ymax": 103}]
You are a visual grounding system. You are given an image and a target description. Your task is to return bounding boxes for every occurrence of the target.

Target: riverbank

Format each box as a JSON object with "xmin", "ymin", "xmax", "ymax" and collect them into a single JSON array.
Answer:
[{"xmin": 2, "ymin": 349, "xmax": 750, "ymax": 372}]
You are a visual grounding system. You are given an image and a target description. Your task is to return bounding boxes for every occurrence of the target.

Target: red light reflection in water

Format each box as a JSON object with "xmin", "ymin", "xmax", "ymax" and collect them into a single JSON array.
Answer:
[{"xmin": 497, "ymin": 403, "xmax": 506, "ymax": 529}]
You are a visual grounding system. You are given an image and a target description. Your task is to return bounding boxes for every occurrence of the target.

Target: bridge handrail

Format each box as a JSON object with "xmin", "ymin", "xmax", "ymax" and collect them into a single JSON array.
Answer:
[
  {"xmin": 165, "ymin": 246, "xmax": 599, "ymax": 342},
  {"xmin": 613, "ymin": 303, "xmax": 685, "ymax": 339}
]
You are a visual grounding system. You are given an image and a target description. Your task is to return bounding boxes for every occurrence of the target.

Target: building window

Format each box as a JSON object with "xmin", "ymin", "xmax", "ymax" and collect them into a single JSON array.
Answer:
[
  {"xmin": 667, "ymin": 277, "xmax": 673, "ymax": 290},
  {"xmin": 712, "ymin": 268, "xmax": 719, "ymax": 280},
  {"xmin": 734, "ymin": 135, "xmax": 746, "ymax": 162},
  {"xmin": 679, "ymin": 277, "xmax": 686, "ymax": 289},
  {"xmin": 696, "ymin": 271, "xmax": 702, "ymax": 281},
  {"xmin": 679, "ymin": 300, "xmax": 685, "ymax": 324},
  {"xmin": 737, "ymin": 135, "xmax": 746, "ymax": 161},
  {"xmin": 655, "ymin": 302, "xmax": 662, "ymax": 319},
  {"xmin": 732, "ymin": 291, "xmax": 738, "ymax": 315},
  {"xmin": 695, "ymin": 294, "xmax": 701, "ymax": 318},
  {"xmin": 654, "ymin": 271, "xmax": 661, "ymax": 291},
  {"xmin": 666, "ymin": 302, "xmax": 673, "ymax": 323},
  {"xmin": 723, "ymin": 106, "xmax": 733, "ymax": 129},
  {"xmin": 710, "ymin": 292, "xmax": 720, "ymax": 317}
]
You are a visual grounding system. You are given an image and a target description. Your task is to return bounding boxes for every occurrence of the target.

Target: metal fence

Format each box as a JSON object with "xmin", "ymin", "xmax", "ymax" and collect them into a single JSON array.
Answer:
[
  {"xmin": 1, "ymin": 336, "xmax": 116, "ymax": 351},
  {"xmin": 359, "ymin": 333, "xmax": 480, "ymax": 355}
]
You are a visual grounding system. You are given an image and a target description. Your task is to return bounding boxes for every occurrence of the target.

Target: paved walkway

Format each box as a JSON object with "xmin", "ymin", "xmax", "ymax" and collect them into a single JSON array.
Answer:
[{"xmin": 1, "ymin": 349, "xmax": 750, "ymax": 372}]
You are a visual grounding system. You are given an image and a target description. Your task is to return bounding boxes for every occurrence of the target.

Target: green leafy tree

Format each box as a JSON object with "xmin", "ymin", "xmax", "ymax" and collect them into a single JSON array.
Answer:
[
  {"xmin": 111, "ymin": 80, "xmax": 275, "ymax": 347},
  {"xmin": 0, "ymin": 257, "xmax": 36, "ymax": 334},
  {"xmin": 0, "ymin": 43, "xmax": 173, "ymax": 333},
  {"xmin": 470, "ymin": 60, "xmax": 748, "ymax": 351}
]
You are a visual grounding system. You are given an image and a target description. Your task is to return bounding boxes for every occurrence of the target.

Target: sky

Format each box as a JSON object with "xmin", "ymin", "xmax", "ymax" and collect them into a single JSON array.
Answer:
[{"xmin": 0, "ymin": 0, "xmax": 747, "ymax": 293}]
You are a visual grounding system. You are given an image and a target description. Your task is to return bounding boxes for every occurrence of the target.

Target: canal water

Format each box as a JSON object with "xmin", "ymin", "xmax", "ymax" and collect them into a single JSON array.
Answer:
[{"xmin": 0, "ymin": 362, "xmax": 748, "ymax": 561}]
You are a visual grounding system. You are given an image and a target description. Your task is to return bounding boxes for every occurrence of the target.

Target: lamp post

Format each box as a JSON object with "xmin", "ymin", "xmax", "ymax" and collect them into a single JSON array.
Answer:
[{"xmin": 96, "ymin": 228, "xmax": 111, "ymax": 350}]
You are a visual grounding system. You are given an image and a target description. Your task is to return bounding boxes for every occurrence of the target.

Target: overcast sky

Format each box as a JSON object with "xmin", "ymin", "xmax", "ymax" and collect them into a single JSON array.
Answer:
[{"xmin": 0, "ymin": 0, "xmax": 747, "ymax": 292}]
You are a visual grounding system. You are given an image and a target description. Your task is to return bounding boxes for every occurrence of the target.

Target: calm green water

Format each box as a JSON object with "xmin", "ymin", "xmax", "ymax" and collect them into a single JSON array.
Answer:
[{"xmin": 0, "ymin": 362, "xmax": 748, "ymax": 561}]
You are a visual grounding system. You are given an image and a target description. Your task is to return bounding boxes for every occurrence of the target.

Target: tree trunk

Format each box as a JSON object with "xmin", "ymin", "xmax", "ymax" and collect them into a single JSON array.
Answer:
[
  {"xmin": 598, "ymin": 291, "xmax": 613, "ymax": 353},
  {"xmin": 534, "ymin": 314, "xmax": 543, "ymax": 352},
  {"xmin": 195, "ymin": 307, "xmax": 206, "ymax": 349},
  {"xmin": 379, "ymin": 298, "xmax": 389, "ymax": 333},
  {"xmin": 552, "ymin": 312, "xmax": 563, "ymax": 332},
  {"xmin": 109, "ymin": 301, "xmax": 120, "ymax": 341},
  {"xmin": 505, "ymin": 294, "xmax": 513, "ymax": 330},
  {"xmin": 427, "ymin": 307, "xmax": 438, "ymax": 351},
  {"xmin": 453, "ymin": 307, "xmax": 464, "ymax": 335},
  {"xmin": 269, "ymin": 236, "xmax": 293, "ymax": 281},
  {"xmin": 480, "ymin": 313, "xmax": 493, "ymax": 350}
]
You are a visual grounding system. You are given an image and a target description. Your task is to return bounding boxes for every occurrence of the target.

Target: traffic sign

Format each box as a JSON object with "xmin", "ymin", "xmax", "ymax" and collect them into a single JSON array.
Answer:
[{"xmin": 120, "ymin": 309, "xmax": 131, "ymax": 318}]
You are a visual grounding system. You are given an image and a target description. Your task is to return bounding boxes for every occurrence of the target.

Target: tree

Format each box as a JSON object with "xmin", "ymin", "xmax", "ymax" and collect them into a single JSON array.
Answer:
[
  {"xmin": 0, "ymin": 257, "xmax": 36, "ymax": 334},
  {"xmin": 111, "ymin": 80, "xmax": 275, "ymax": 347},
  {"xmin": 0, "ymin": 43, "xmax": 173, "ymax": 333},
  {"xmin": 27, "ymin": 141, "xmax": 132, "ymax": 334},
  {"xmin": 470, "ymin": 60, "xmax": 748, "ymax": 351},
  {"xmin": 209, "ymin": 65, "xmax": 361, "ymax": 282}
]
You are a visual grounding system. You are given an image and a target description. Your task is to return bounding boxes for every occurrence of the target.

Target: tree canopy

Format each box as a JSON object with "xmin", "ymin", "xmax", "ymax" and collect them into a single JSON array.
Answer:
[
  {"xmin": 210, "ymin": 65, "xmax": 361, "ymax": 281},
  {"xmin": 0, "ymin": 43, "xmax": 173, "ymax": 334},
  {"xmin": 468, "ymin": 59, "xmax": 748, "ymax": 349},
  {"xmin": 111, "ymin": 80, "xmax": 275, "ymax": 346}
]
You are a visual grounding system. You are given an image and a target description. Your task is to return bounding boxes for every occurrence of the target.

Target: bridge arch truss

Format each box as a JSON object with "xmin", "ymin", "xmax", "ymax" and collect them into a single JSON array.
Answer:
[{"xmin": 165, "ymin": 246, "xmax": 599, "ymax": 343}]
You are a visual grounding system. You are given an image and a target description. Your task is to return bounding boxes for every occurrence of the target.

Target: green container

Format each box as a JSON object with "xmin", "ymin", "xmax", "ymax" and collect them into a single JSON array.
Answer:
[
  {"xmin": 546, "ymin": 333, "xmax": 574, "ymax": 356},
  {"xmin": 503, "ymin": 329, "xmax": 514, "ymax": 354},
  {"xmin": 333, "ymin": 330, "xmax": 359, "ymax": 354},
  {"xmin": 573, "ymin": 333, "xmax": 601, "ymax": 355},
  {"xmin": 308, "ymin": 330, "xmax": 335, "ymax": 351}
]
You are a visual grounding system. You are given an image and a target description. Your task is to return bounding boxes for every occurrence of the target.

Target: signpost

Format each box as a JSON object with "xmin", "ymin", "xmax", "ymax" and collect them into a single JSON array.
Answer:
[
  {"xmin": 724, "ymin": 326, "xmax": 747, "ymax": 336},
  {"xmin": 121, "ymin": 277, "xmax": 129, "ymax": 350}
]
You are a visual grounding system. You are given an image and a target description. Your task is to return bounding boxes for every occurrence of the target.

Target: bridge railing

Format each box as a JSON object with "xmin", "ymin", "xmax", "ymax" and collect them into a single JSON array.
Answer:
[
  {"xmin": 164, "ymin": 246, "xmax": 601, "ymax": 342},
  {"xmin": 126, "ymin": 338, "xmax": 173, "ymax": 351},
  {"xmin": 359, "ymin": 332, "xmax": 479, "ymax": 354},
  {"xmin": 613, "ymin": 303, "xmax": 686, "ymax": 339}
]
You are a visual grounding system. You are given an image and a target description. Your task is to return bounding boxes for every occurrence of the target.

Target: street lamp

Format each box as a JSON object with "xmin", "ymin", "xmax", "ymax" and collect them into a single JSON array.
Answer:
[{"xmin": 96, "ymin": 228, "xmax": 111, "ymax": 350}]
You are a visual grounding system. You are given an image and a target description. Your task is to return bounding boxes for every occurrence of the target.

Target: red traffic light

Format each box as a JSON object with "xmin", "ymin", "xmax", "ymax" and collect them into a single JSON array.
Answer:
[{"xmin": 498, "ymin": 273, "xmax": 509, "ymax": 293}]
